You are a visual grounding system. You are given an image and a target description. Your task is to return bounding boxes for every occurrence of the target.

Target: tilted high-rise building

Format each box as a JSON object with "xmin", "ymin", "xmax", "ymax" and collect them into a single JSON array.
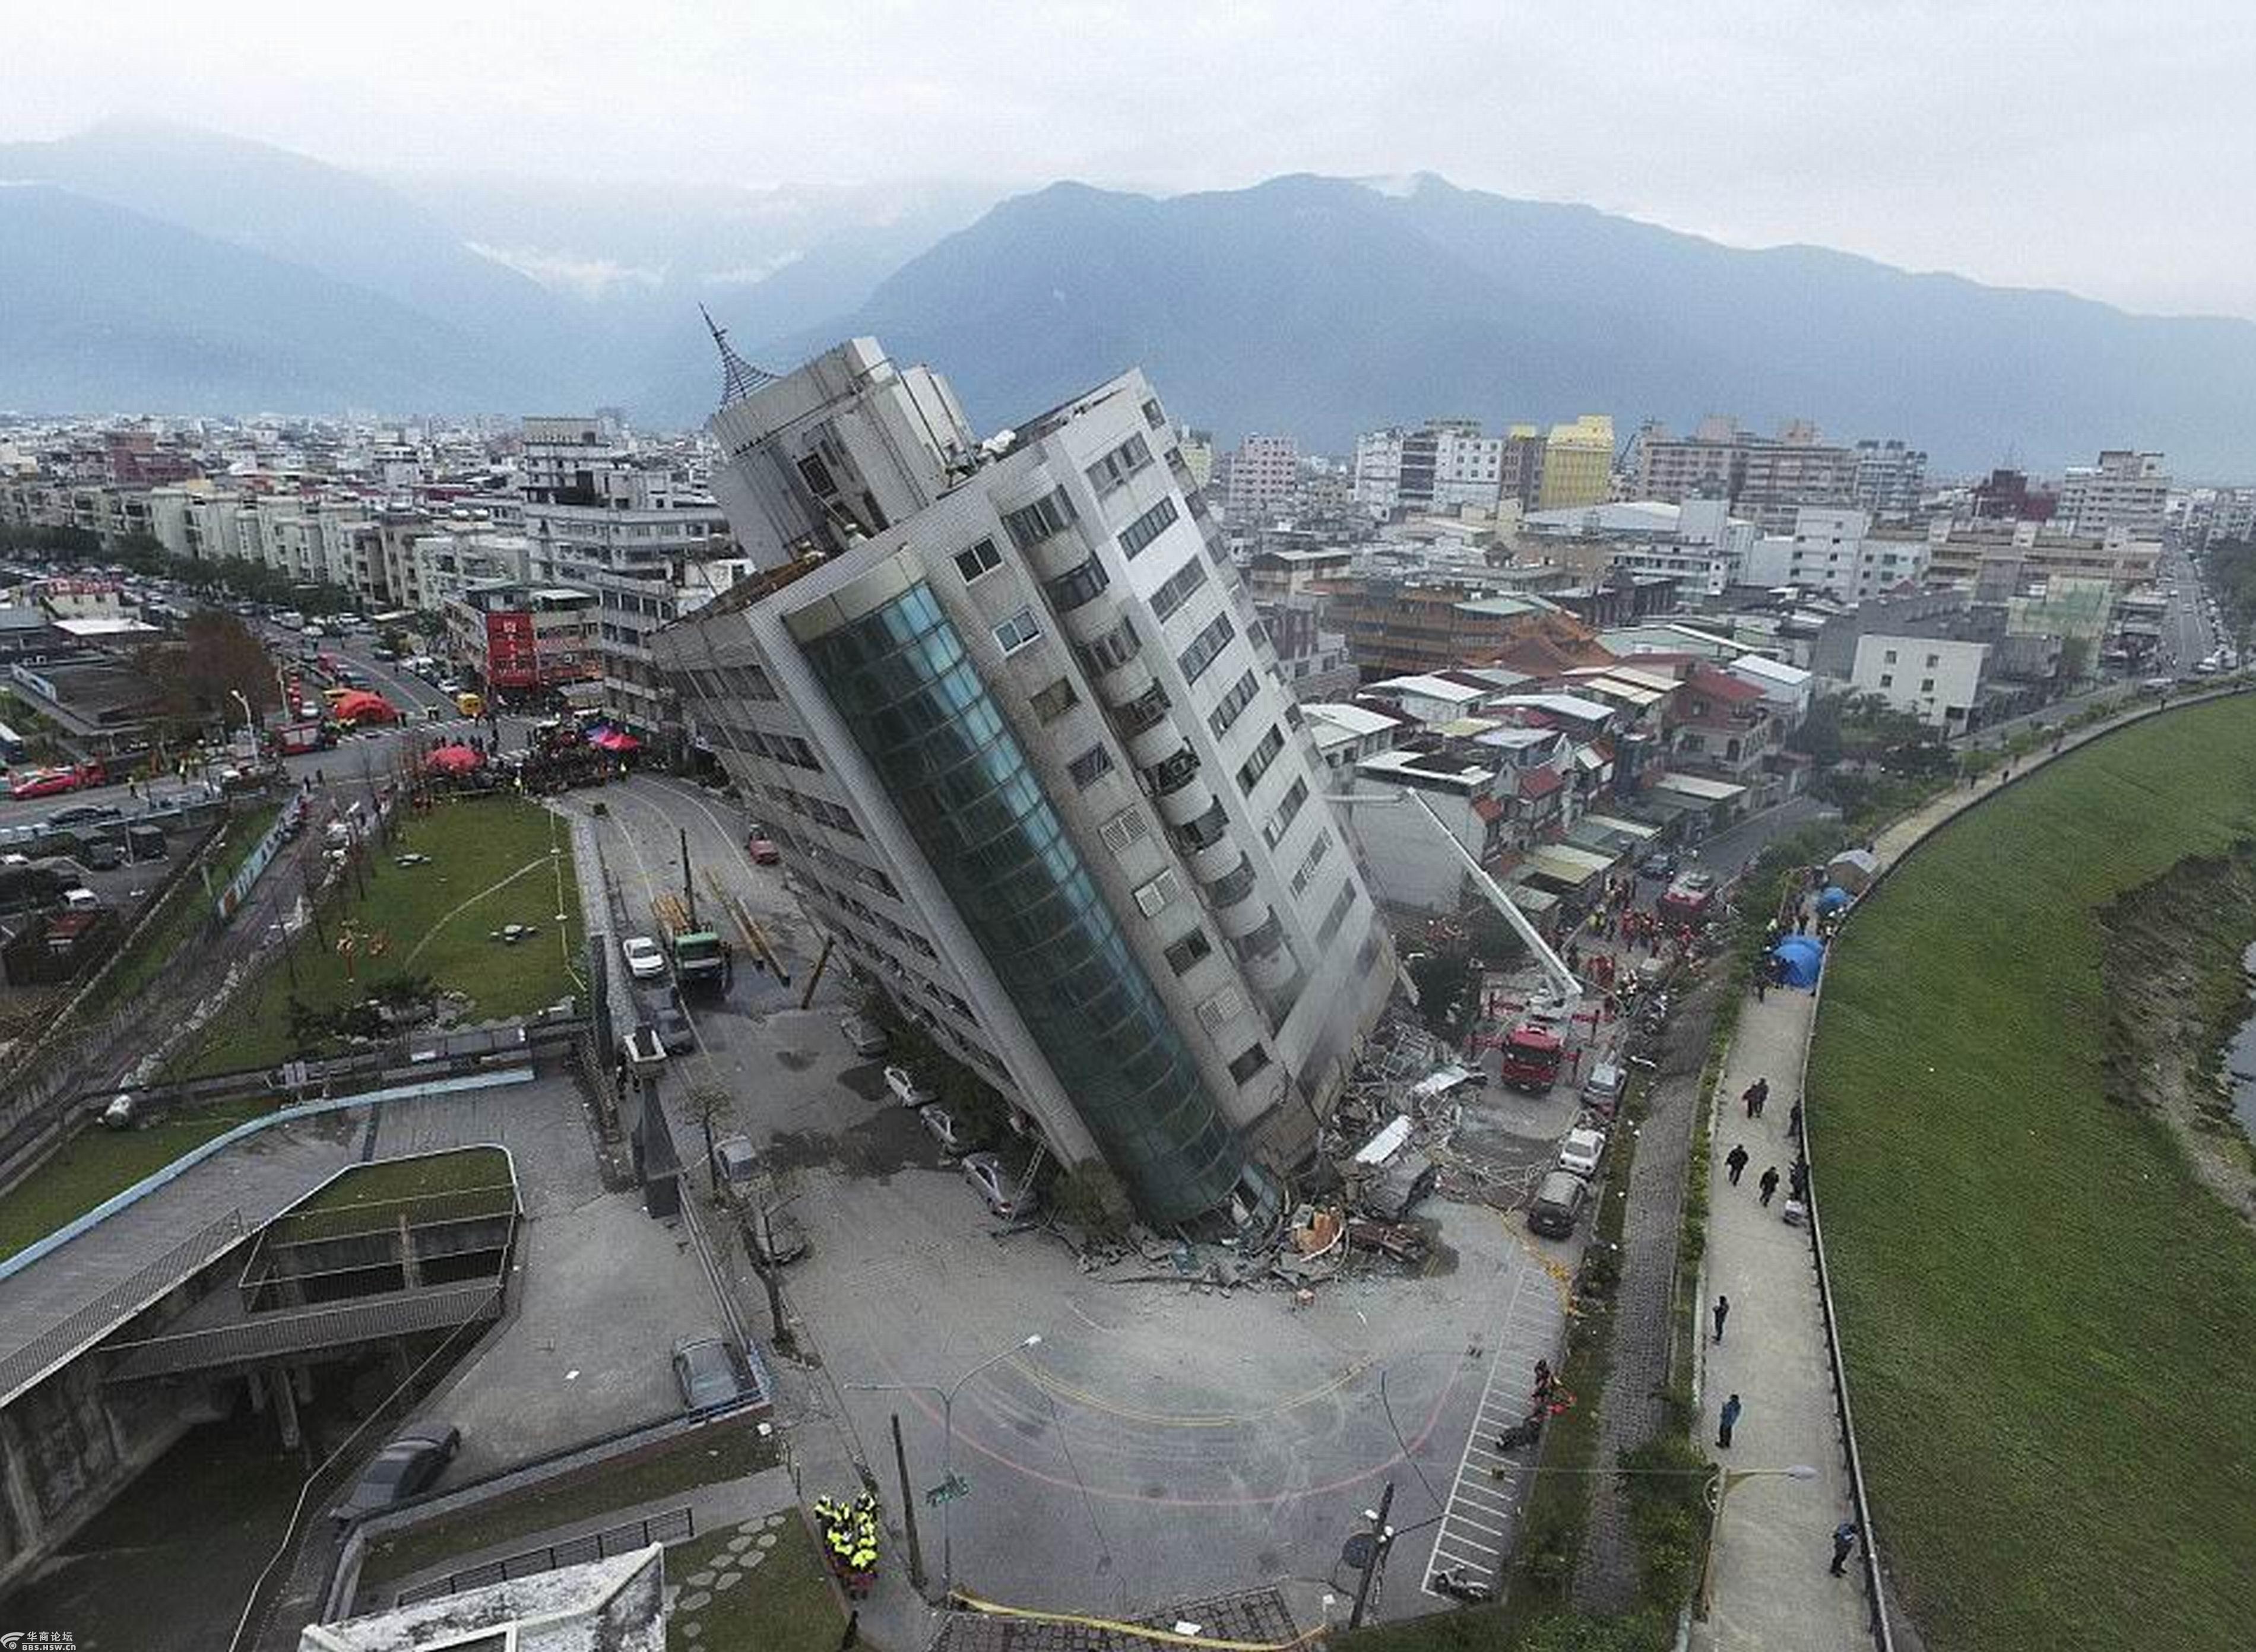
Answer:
[{"xmin": 655, "ymin": 337, "xmax": 1397, "ymax": 1228}]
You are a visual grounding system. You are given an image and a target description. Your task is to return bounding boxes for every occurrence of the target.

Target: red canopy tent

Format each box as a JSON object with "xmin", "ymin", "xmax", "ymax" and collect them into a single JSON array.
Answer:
[
  {"xmin": 588, "ymin": 728, "xmax": 641, "ymax": 754},
  {"xmin": 423, "ymin": 744, "xmax": 484, "ymax": 775},
  {"xmin": 331, "ymin": 690, "xmax": 398, "ymax": 725}
]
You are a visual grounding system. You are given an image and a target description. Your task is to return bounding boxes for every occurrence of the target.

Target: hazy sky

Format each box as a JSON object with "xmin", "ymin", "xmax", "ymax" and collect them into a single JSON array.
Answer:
[{"xmin": 7, "ymin": 0, "xmax": 2253, "ymax": 318}]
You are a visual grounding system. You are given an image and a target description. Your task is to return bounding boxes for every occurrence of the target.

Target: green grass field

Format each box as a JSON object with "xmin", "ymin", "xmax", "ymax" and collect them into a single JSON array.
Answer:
[
  {"xmin": 1810, "ymin": 696, "xmax": 2256, "ymax": 1652},
  {"xmin": 0, "ymin": 1102, "xmax": 264, "ymax": 1263},
  {"xmin": 356, "ymin": 1423, "xmax": 776, "ymax": 1592},
  {"xmin": 666, "ymin": 1512, "xmax": 841, "ymax": 1652},
  {"xmin": 191, "ymin": 795, "xmax": 583, "ymax": 1074}
]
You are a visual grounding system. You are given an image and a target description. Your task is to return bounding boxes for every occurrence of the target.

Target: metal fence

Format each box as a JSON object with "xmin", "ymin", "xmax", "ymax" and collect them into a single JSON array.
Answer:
[
  {"xmin": 392, "ymin": 1505, "xmax": 695, "ymax": 1606},
  {"xmin": 0, "ymin": 1206, "xmax": 248, "ymax": 1404}
]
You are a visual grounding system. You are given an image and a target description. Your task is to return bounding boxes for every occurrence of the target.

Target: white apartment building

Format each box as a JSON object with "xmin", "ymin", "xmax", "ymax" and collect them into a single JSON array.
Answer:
[
  {"xmin": 1851, "ymin": 439, "xmax": 1928, "ymax": 522},
  {"xmin": 1338, "ymin": 749, "xmax": 1503, "ymax": 915},
  {"xmin": 1738, "ymin": 508, "xmax": 1929, "ymax": 601},
  {"xmin": 511, "ymin": 417, "xmax": 734, "ymax": 733},
  {"xmin": 1849, "ymin": 633, "xmax": 1986, "ymax": 731},
  {"xmin": 655, "ymin": 339, "xmax": 1395, "ymax": 1229},
  {"xmin": 2055, "ymin": 450, "xmax": 2170, "ymax": 537},
  {"xmin": 1224, "ymin": 433, "xmax": 1300, "ymax": 521},
  {"xmin": 1353, "ymin": 421, "xmax": 1504, "ymax": 518}
]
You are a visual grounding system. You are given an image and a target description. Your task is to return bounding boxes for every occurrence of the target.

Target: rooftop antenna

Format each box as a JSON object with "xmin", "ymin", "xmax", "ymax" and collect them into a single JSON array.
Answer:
[{"xmin": 701, "ymin": 305, "xmax": 777, "ymax": 408}]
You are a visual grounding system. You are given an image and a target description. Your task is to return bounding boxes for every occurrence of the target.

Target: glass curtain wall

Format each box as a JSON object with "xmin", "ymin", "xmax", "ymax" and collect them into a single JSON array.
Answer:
[{"xmin": 800, "ymin": 581, "xmax": 1247, "ymax": 1225}]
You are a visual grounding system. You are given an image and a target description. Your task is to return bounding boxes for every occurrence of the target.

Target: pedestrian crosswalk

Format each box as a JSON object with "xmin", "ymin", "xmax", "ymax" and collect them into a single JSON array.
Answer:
[{"xmin": 1422, "ymin": 1265, "xmax": 1566, "ymax": 1597}]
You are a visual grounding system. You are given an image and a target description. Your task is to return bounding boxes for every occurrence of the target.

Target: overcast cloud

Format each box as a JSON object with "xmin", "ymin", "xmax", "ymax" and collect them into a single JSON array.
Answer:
[{"xmin": 6, "ymin": 0, "xmax": 2252, "ymax": 318}]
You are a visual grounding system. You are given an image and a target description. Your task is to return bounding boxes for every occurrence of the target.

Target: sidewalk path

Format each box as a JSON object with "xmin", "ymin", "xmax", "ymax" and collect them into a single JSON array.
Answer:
[{"xmin": 1696, "ymin": 683, "xmax": 2251, "ymax": 1651}]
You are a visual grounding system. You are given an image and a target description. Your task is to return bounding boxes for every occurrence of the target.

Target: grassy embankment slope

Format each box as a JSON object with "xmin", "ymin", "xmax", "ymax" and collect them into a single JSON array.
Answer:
[{"xmin": 1810, "ymin": 696, "xmax": 2256, "ymax": 1652}]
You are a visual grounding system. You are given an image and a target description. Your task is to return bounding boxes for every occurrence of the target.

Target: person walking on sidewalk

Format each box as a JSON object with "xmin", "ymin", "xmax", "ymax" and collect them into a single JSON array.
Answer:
[
  {"xmin": 1743, "ymin": 1077, "xmax": 1768, "ymax": 1118},
  {"xmin": 1726, "ymin": 1143, "xmax": 1750, "ymax": 1185},
  {"xmin": 1712, "ymin": 1294, "xmax": 1730, "ymax": 1343},
  {"xmin": 1830, "ymin": 1520, "xmax": 1861, "ymax": 1576},
  {"xmin": 1758, "ymin": 1165, "xmax": 1781, "ymax": 1206},
  {"xmin": 1717, "ymin": 1393, "xmax": 1742, "ymax": 1449},
  {"xmin": 1789, "ymin": 1099, "xmax": 1804, "ymax": 1140}
]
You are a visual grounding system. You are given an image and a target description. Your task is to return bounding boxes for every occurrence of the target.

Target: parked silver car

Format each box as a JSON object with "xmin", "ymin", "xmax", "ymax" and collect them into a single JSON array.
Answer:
[
  {"xmin": 671, "ymin": 1332, "xmax": 749, "ymax": 1411},
  {"xmin": 961, "ymin": 1152, "xmax": 1040, "ymax": 1220}
]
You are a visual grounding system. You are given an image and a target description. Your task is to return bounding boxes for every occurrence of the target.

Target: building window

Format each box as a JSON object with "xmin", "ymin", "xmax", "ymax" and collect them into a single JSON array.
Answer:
[
  {"xmin": 1883, "ymin": 648, "xmax": 1898, "ymax": 664},
  {"xmin": 1142, "ymin": 398, "xmax": 1165, "ymax": 429},
  {"xmin": 994, "ymin": 608, "xmax": 1043, "ymax": 654},
  {"xmin": 1264, "ymin": 775, "xmax": 1308, "ymax": 847},
  {"xmin": 1085, "ymin": 433, "xmax": 1153, "ymax": 494},
  {"xmin": 1208, "ymin": 669, "xmax": 1259, "ymax": 738},
  {"xmin": 1030, "ymin": 677, "xmax": 1079, "ymax": 723},
  {"xmin": 1879, "ymin": 673, "xmax": 1894, "ymax": 689},
  {"xmin": 1118, "ymin": 496, "xmax": 1180, "ymax": 560},
  {"xmin": 1164, "ymin": 927, "xmax": 1212, "ymax": 975},
  {"xmin": 1075, "ymin": 617, "xmax": 1142, "ymax": 676},
  {"xmin": 1291, "ymin": 829, "xmax": 1334, "ymax": 896},
  {"xmin": 954, "ymin": 538, "xmax": 1002, "ymax": 582},
  {"xmin": 1044, "ymin": 556, "xmax": 1111, "ymax": 612},
  {"xmin": 1925, "ymin": 654, "xmax": 1940, "ymax": 668},
  {"xmin": 1315, "ymin": 881, "xmax": 1358, "ymax": 947},
  {"xmin": 1920, "ymin": 677, "xmax": 1935, "ymax": 693},
  {"xmin": 1177, "ymin": 613, "xmax": 1236, "ymax": 686},
  {"xmin": 1148, "ymin": 555, "xmax": 1210, "ymax": 621},
  {"xmin": 1228, "ymin": 1044, "xmax": 1272, "ymax": 1085},
  {"xmin": 1067, "ymin": 744, "xmax": 1114, "ymax": 788},
  {"xmin": 1236, "ymin": 724, "xmax": 1285, "ymax": 794},
  {"xmin": 796, "ymin": 453, "xmax": 837, "ymax": 497},
  {"xmin": 1003, "ymin": 489, "xmax": 1077, "ymax": 551}
]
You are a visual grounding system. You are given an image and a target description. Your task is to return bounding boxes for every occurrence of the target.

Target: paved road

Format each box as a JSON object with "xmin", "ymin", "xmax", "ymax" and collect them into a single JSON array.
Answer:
[{"xmin": 568, "ymin": 774, "xmax": 1585, "ymax": 1636}]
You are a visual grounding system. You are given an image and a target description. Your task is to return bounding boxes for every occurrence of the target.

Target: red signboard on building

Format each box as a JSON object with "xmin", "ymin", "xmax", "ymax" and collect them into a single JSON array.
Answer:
[{"xmin": 484, "ymin": 611, "xmax": 540, "ymax": 689}]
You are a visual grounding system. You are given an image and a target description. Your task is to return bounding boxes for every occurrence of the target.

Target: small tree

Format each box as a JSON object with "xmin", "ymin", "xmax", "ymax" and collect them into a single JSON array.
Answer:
[{"xmin": 1052, "ymin": 1159, "xmax": 1135, "ymax": 1242}]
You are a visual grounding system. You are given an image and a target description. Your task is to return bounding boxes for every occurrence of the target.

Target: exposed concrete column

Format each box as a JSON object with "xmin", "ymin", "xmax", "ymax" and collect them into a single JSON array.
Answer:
[
  {"xmin": 248, "ymin": 1369, "xmax": 268, "ymax": 1414},
  {"xmin": 398, "ymin": 1213, "xmax": 421, "ymax": 1289},
  {"xmin": 269, "ymin": 1366, "xmax": 301, "ymax": 1451},
  {"xmin": 291, "ymin": 1364, "xmax": 314, "ymax": 1404}
]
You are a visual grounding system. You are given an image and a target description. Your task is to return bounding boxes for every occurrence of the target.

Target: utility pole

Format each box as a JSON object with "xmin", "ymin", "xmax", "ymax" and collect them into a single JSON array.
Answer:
[
  {"xmin": 680, "ymin": 826, "xmax": 697, "ymax": 928},
  {"xmin": 1347, "ymin": 1480, "xmax": 1395, "ymax": 1631},
  {"xmin": 889, "ymin": 1413, "xmax": 928, "ymax": 1593}
]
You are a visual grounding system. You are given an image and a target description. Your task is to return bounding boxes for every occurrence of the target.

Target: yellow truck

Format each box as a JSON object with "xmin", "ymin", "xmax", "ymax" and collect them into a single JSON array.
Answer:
[{"xmin": 454, "ymin": 691, "xmax": 485, "ymax": 718}]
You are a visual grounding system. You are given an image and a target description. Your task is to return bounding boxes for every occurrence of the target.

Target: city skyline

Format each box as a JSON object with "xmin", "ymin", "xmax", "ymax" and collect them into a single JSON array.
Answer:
[{"xmin": 2, "ymin": 0, "xmax": 2252, "ymax": 322}]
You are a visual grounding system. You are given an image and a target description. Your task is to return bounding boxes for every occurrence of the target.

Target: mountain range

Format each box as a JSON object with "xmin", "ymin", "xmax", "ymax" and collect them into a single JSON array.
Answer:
[{"xmin": 5, "ymin": 123, "xmax": 2255, "ymax": 476}]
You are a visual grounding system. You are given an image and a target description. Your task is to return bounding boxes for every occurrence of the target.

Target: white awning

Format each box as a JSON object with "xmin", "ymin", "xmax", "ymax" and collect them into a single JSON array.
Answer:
[
  {"xmin": 1581, "ymin": 813, "xmax": 1660, "ymax": 839},
  {"xmin": 1523, "ymin": 846, "xmax": 1609, "ymax": 887},
  {"xmin": 1651, "ymin": 772, "xmax": 1747, "ymax": 803}
]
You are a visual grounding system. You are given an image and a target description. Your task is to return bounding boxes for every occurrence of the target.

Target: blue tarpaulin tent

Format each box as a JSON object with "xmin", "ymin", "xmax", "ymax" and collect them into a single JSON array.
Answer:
[
  {"xmin": 1772, "ymin": 934, "xmax": 1825, "ymax": 988},
  {"xmin": 1816, "ymin": 885, "xmax": 1852, "ymax": 914}
]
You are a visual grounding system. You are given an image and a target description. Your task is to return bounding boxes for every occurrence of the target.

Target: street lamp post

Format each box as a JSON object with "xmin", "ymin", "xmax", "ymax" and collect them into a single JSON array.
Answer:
[
  {"xmin": 1696, "ymin": 1463, "xmax": 1819, "ymax": 1618},
  {"xmin": 228, "ymin": 688, "xmax": 255, "ymax": 740},
  {"xmin": 846, "ymin": 1332, "xmax": 1041, "ymax": 1602}
]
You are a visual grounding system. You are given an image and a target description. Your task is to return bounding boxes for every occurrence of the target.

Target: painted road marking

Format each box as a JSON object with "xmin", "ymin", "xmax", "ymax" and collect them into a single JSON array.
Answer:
[{"xmin": 1422, "ymin": 1260, "xmax": 1564, "ymax": 1600}]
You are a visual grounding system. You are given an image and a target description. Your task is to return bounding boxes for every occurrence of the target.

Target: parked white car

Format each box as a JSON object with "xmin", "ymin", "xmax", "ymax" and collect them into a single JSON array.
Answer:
[
  {"xmin": 1558, "ymin": 1127, "xmax": 1607, "ymax": 1179},
  {"xmin": 884, "ymin": 1065, "xmax": 936, "ymax": 1106},
  {"xmin": 621, "ymin": 935, "xmax": 667, "ymax": 981},
  {"xmin": 962, "ymin": 1152, "xmax": 1040, "ymax": 1220}
]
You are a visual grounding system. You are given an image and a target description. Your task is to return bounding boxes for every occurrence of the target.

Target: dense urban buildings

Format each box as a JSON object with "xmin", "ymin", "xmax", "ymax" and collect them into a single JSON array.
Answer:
[
  {"xmin": 1632, "ymin": 417, "xmax": 1858, "ymax": 534},
  {"xmin": 1222, "ymin": 433, "xmax": 1300, "ymax": 521},
  {"xmin": 1536, "ymin": 415, "xmax": 1616, "ymax": 510},
  {"xmin": 654, "ymin": 339, "xmax": 1395, "ymax": 1228}
]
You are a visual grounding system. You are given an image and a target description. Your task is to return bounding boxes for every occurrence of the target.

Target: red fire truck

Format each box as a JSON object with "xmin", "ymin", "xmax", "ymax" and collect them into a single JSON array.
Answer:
[{"xmin": 1497, "ymin": 1020, "xmax": 1566, "ymax": 1092}]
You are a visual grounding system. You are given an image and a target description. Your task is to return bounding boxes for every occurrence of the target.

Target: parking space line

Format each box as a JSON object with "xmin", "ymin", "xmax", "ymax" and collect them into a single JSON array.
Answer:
[{"xmin": 1421, "ymin": 1260, "xmax": 1564, "ymax": 1599}]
